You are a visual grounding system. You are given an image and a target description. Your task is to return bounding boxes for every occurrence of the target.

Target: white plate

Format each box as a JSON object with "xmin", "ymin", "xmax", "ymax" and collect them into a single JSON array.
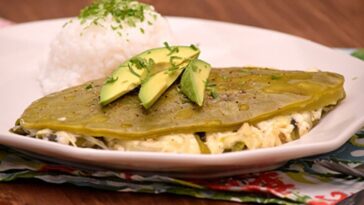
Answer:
[{"xmin": 0, "ymin": 17, "xmax": 363, "ymax": 178}]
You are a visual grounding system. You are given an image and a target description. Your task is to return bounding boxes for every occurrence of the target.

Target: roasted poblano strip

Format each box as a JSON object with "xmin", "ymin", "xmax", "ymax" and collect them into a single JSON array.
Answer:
[{"xmin": 15, "ymin": 67, "xmax": 345, "ymax": 139}]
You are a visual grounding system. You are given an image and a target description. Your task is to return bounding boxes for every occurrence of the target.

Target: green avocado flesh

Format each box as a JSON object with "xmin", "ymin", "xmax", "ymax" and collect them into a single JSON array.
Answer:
[
  {"xmin": 18, "ymin": 67, "xmax": 345, "ymax": 139},
  {"xmin": 99, "ymin": 46, "xmax": 200, "ymax": 106},
  {"xmin": 138, "ymin": 65, "xmax": 186, "ymax": 109},
  {"xmin": 181, "ymin": 60, "xmax": 211, "ymax": 106}
]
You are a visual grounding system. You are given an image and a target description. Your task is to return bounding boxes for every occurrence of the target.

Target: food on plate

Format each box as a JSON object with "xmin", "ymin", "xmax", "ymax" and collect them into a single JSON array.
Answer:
[
  {"xmin": 12, "ymin": 55, "xmax": 345, "ymax": 154},
  {"xmin": 39, "ymin": 0, "xmax": 174, "ymax": 94},
  {"xmin": 137, "ymin": 49, "xmax": 205, "ymax": 109},
  {"xmin": 180, "ymin": 60, "xmax": 211, "ymax": 106},
  {"xmin": 11, "ymin": 0, "xmax": 347, "ymax": 154},
  {"xmin": 100, "ymin": 44, "xmax": 200, "ymax": 106},
  {"xmin": 99, "ymin": 44, "xmax": 209, "ymax": 109}
]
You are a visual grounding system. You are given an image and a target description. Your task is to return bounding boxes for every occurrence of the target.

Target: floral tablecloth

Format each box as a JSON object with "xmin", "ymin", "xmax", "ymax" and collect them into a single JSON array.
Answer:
[
  {"xmin": 1, "ymin": 18, "xmax": 363, "ymax": 205},
  {"xmin": 1, "ymin": 130, "xmax": 363, "ymax": 205}
]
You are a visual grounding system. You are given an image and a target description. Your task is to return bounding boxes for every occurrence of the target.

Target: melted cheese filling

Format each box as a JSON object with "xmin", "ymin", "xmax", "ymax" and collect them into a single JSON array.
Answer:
[{"xmin": 21, "ymin": 109, "xmax": 322, "ymax": 154}]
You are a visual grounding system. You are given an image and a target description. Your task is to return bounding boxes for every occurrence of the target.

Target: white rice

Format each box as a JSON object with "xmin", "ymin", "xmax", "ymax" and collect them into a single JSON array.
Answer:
[{"xmin": 39, "ymin": 7, "xmax": 174, "ymax": 94}]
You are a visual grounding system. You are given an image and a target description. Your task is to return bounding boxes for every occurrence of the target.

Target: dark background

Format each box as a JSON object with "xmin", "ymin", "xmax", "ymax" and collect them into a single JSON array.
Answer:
[{"xmin": 0, "ymin": 0, "xmax": 363, "ymax": 47}]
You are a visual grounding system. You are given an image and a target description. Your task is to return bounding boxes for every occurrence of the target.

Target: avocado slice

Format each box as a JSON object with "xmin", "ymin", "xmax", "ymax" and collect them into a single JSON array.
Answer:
[
  {"xmin": 180, "ymin": 60, "xmax": 211, "ymax": 106},
  {"xmin": 138, "ymin": 61, "xmax": 190, "ymax": 109},
  {"xmin": 99, "ymin": 46, "xmax": 200, "ymax": 106}
]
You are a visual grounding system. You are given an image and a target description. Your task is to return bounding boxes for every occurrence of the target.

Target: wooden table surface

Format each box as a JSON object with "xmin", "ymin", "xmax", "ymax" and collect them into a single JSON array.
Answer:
[{"xmin": 0, "ymin": 0, "xmax": 363, "ymax": 205}]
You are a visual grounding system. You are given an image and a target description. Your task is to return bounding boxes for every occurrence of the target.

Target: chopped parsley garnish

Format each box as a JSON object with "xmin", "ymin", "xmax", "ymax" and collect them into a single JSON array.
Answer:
[
  {"xmin": 190, "ymin": 44, "xmax": 198, "ymax": 51},
  {"xmin": 205, "ymin": 80, "xmax": 219, "ymax": 99},
  {"xmin": 152, "ymin": 14, "xmax": 158, "ymax": 20},
  {"xmin": 271, "ymin": 75, "xmax": 282, "ymax": 80},
  {"xmin": 128, "ymin": 64, "xmax": 141, "ymax": 78},
  {"xmin": 62, "ymin": 19, "xmax": 73, "ymax": 28},
  {"xmin": 169, "ymin": 56, "xmax": 182, "ymax": 64},
  {"xmin": 163, "ymin": 42, "xmax": 171, "ymax": 49},
  {"xmin": 105, "ymin": 75, "xmax": 119, "ymax": 84},
  {"xmin": 85, "ymin": 83, "xmax": 94, "ymax": 90},
  {"xmin": 163, "ymin": 42, "xmax": 179, "ymax": 56},
  {"xmin": 351, "ymin": 48, "xmax": 364, "ymax": 60},
  {"xmin": 111, "ymin": 25, "xmax": 118, "ymax": 30},
  {"xmin": 210, "ymin": 90, "xmax": 219, "ymax": 99},
  {"xmin": 166, "ymin": 56, "xmax": 183, "ymax": 74},
  {"xmin": 128, "ymin": 57, "xmax": 155, "ymax": 81},
  {"xmin": 78, "ymin": 0, "xmax": 153, "ymax": 32},
  {"xmin": 130, "ymin": 57, "xmax": 148, "ymax": 69},
  {"xmin": 205, "ymin": 80, "xmax": 216, "ymax": 87},
  {"xmin": 239, "ymin": 69, "xmax": 249, "ymax": 74}
]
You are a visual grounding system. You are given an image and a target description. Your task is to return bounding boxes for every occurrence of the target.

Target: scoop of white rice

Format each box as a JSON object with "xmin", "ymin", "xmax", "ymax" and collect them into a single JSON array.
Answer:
[{"xmin": 39, "ymin": 5, "xmax": 174, "ymax": 94}]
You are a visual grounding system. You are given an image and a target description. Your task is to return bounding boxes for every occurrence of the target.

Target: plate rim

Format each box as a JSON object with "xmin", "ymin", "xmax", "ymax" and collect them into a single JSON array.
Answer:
[{"xmin": 1, "ymin": 16, "xmax": 363, "ymax": 174}]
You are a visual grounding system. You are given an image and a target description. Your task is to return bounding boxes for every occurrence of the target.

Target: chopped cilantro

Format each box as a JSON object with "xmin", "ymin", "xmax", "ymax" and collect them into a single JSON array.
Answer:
[
  {"xmin": 166, "ymin": 65, "xmax": 179, "ymax": 74},
  {"xmin": 166, "ymin": 56, "xmax": 183, "ymax": 74},
  {"xmin": 131, "ymin": 57, "xmax": 154, "ymax": 71},
  {"xmin": 111, "ymin": 25, "xmax": 118, "ymax": 30},
  {"xmin": 271, "ymin": 75, "xmax": 282, "ymax": 80},
  {"xmin": 105, "ymin": 75, "xmax": 119, "ymax": 84},
  {"xmin": 140, "ymin": 27, "xmax": 145, "ymax": 34},
  {"xmin": 128, "ymin": 63, "xmax": 141, "ymax": 78},
  {"xmin": 205, "ymin": 80, "xmax": 218, "ymax": 99},
  {"xmin": 163, "ymin": 42, "xmax": 179, "ymax": 56},
  {"xmin": 239, "ymin": 69, "xmax": 249, "ymax": 74},
  {"xmin": 163, "ymin": 41, "xmax": 171, "ymax": 50},
  {"xmin": 85, "ymin": 83, "xmax": 93, "ymax": 90},
  {"xmin": 190, "ymin": 44, "xmax": 198, "ymax": 51},
  {"xmin": 128, "ymin": 57, "xmax": 155, "ymax": 82},
  {"xmin": 152, "ymin": 14, "xmax": 158, "ymax": 20},
  {"xmin": 148, "ymin": 58, "xmax": 155, "ymax": 67},
  {"xmin": 78, "ymin": 0, "xmax": 152, "ymax": 32},
  {"xmin": 351, "ymin": 48, "xmax": 364, "ymax": 60},
  {"xmin": 127, "ymin": 18, "xmax": 136, "ymax": 27},
  {"xmin": 62, "ymin": 19, "xmax": 73, "ymax": 28},
  {"xmin": 205, "ymin": 80, "xmax": 216, "ymax": 87},
  {"xmin": 169, "ymin": 47, "xmax": 179, "ymax": 55},
  {"xmin": 210, "ymin": 90, "xmax": 219, "ymax": 99},
  {"xmin": 170, "ymin": 56, "xmax": 182, "ymax": 63}
]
